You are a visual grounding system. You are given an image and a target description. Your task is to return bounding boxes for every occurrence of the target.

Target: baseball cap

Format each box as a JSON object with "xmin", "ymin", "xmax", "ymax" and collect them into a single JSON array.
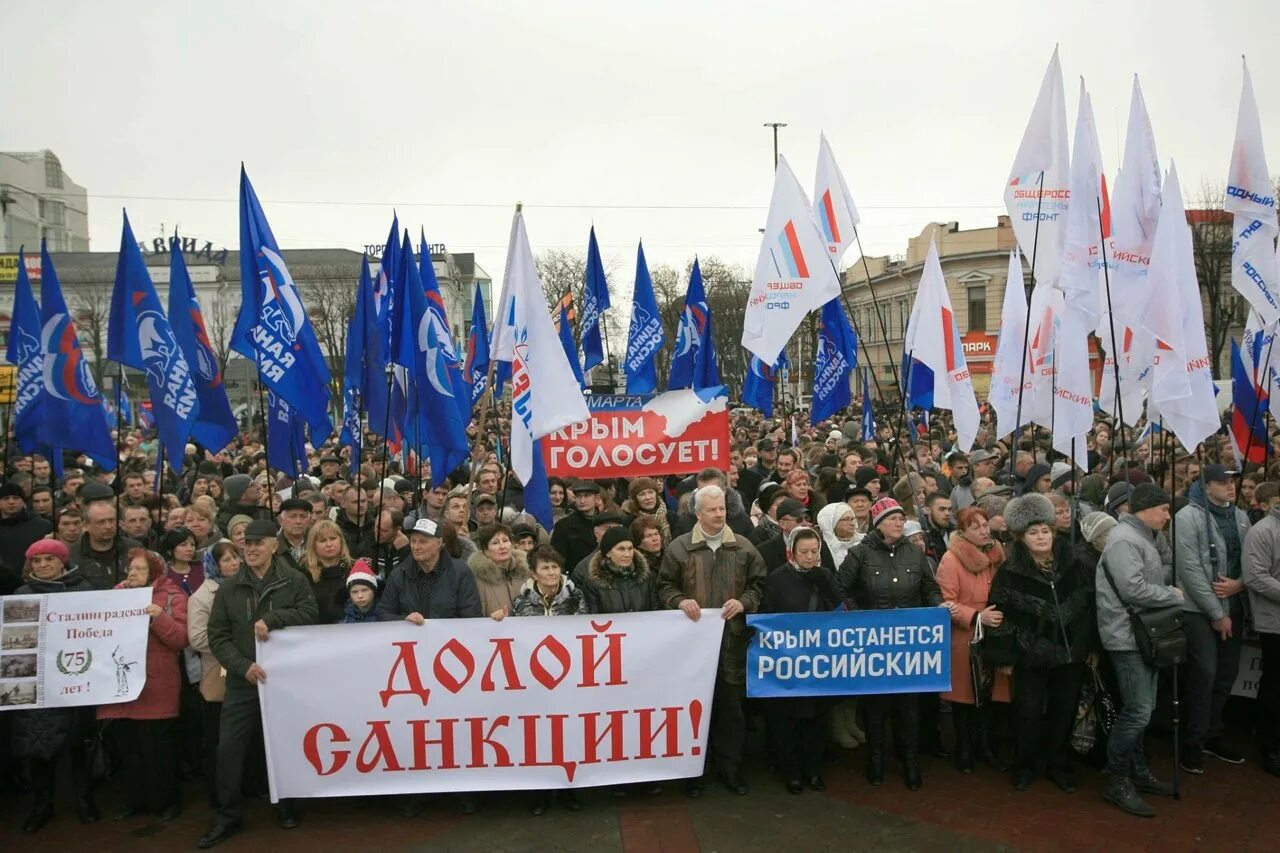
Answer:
[
  {"xmin": 1202, "ymin": 464, "xmax": 1237, "ymax": 484},
  {"xmin": 243, "ymin": 519, "xmax": 278, "ymax": 542},
  {"xmin": 408, "ymin": 517, "xmax": 441, "ymax": 538},
  {"xmin": 776, "ymin": 498, "xmax": 809, "ymax": 520}
]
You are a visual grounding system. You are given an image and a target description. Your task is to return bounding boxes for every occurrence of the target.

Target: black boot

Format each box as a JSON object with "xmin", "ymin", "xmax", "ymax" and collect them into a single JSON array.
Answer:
[
  {"xmin": 24, "ymin": 759, "xmax": 55, "ymax": 833},
  {"xmin": 865, "ymin": 708, "xmax": 886, "ymax": 786},
  {"xmin": 953, "ymin": 705, "xmax": 975, "ymax": 774}
]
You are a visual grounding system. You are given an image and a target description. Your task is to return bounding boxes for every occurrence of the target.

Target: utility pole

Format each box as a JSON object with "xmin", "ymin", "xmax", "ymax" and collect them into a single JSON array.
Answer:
[{"xmin": 763, "ymin": 122, "xmax": 787, "ymax": 169}]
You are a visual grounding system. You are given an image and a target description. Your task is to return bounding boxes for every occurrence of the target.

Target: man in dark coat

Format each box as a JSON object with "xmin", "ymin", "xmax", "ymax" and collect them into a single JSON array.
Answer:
[
  {"xmin": 376, "ymin": 518, "xmax": 483, "ymax": 621},
  {"xmin": 551, "ymin": 480, "xmax": 601, "ymax": 571},
  {"xmin": 0, "ymin": 481, "xmax": 53, "ymax": 594},
  {"xmin": 199, "ymin": 520, "xmax": 317, "ymax": 848}
]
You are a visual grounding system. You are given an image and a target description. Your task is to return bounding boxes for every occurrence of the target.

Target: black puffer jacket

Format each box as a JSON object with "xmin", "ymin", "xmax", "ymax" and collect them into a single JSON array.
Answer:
[
  {"xmin": 574, "ymin": 551, "xmax": 661, "ymax": 614},
  {"xmin": 983, "ymin": 537, "xmax": 1095, "ymax": 669},
  {"xmin": 550, "ymin": 509, "xmax": 598, "ymax": 572},
  {"xmin": 10, "ymin": 569, "xmax": 92, "ymax": 759},
  {"xmin": 837, "ymin": 528, "xmax": 942, "ymax": 610},
  {"xmin": 0, "ymin": 509, "xmax": 53, "ymax": 594}
]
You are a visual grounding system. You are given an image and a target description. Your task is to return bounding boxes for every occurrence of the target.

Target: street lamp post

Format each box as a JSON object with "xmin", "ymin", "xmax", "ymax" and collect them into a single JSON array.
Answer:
[{"xmin": 762, "ymin": 123, "xmax": 787, "ymax": 170}]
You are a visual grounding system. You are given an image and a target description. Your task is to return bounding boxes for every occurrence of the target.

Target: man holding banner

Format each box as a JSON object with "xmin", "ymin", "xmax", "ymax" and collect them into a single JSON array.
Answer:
[{"xmin": 657, "ymin": 484, "xmax": 767, "ymax": 797}]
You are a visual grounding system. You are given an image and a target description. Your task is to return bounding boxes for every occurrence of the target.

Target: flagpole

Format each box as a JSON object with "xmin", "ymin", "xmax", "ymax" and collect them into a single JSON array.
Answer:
[
  {"xmin": 1009, "ymin": 172, "xmax": 1047, "ymax": 483},
  {"xmin": 113, "ymin": 364, "xmax": 125, "ymax": 586},
  {"xmin": 833, "ymin": 253, "xmax": 912, "ymax": 477},
  {"xmin": 2, "ymin": 400, "xmax": 12, "ymax": 475},
  {"xmin": 372, "ymin": 363, "xmax": 394, "ymax": 553},
  {"xmin": 256, "ymin": 379, "xmax": 273, "ymax": 500},
  {"xmin": 1097, "ymin": 197, "xmax": 1130, "ymax": 464}
]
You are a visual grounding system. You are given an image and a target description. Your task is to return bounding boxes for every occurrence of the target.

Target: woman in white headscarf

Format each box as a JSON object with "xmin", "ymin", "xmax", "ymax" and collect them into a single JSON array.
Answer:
[{"xmin": 817, "ymin": 501, "xmax": 862, "ymax": 569}]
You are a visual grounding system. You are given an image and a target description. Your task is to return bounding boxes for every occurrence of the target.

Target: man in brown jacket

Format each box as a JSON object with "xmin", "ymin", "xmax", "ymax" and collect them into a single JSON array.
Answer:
[{"xmin": 658, "ymin": 484, "xmax": 767, "ymax": 798}]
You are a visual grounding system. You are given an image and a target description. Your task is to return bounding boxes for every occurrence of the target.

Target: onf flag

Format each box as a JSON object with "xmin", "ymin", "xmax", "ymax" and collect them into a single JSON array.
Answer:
[
  {"xmin": 1225, "ymin": 59, "xmax": 1280, "ymax": 324},
  {"xmin": 108, "ymin": 212, "xmax": 199, "ymax": 473},
  {"xmin": 814, "ymin": 132, "xmax": 861, "ymax": 261},
  {"xmin": 231, "ymin": 166, "xmax": 333, "ymax": 445},
  {"xmin": 743, "ymin": 154, "xmax": 842, "ymax": 366}
]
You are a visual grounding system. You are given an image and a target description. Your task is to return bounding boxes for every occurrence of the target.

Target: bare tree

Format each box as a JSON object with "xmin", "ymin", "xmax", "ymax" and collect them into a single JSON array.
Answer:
[
  {"xmin": 305, "ymin": 277, "xmax": 358, "ymax": 412},
  {"xmin": 69, "ymin": 285, "xmax": 112, "ymax": 393},
  {"xmin": 204, "ymin": 292, "xmax": 236, "ymax": 379}
]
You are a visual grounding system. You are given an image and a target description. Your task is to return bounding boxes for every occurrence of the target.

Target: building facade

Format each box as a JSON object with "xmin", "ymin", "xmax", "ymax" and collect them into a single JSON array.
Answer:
[
  {"xmin": 0, "ymin": 151, "xmax": 90, "ymax": 254},
  {"xmin": 841, "ymin": 216, "xmax": 1103, "ymax": 400}
]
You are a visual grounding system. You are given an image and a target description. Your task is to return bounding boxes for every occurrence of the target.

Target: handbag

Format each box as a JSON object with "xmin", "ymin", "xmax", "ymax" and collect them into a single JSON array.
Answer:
[
  {"xmin": 1070, "ymin": 661, "xmax": 1117, "ymax": 756},
  {"xmin": 969, "ymin": 615, "xmax": 995, "ymax": 706},
  {"xmin": 1099, "ymin": 557, "xmax": 1187, "ymax": 668}
]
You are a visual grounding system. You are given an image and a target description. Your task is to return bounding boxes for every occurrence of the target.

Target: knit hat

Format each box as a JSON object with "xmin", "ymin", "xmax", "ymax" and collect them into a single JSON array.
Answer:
[
  {"xmin": 224, "ymin": 473, "xmax": 253, "ymax": 504},
  {"xmin": 757, "ymin": 483, "xmax": 785, "ymax": 514},
  {"xmin": 1003, "ymin": 493, "xmax": 1056, "ymax": 534},
  {"xmin": 226, "ymin": 514, "xmax": 254, "ymax": 535},
  {"xmin": 1128, "ymin": 483, "xmax": 1171, "ymax": 514},
  {"xmin": 346, "ymin": 558, "xmax": 379, "ymax": 591},
  {"xmin": 1105, "ymin": 482, "xmax": 1133, "ymax": 514},
  {"xmin": 1024, "ymin": 463, "xmax": 1051, "ymax": 491},
  {"xmin": 25, "ymin": 538, "xmax": 69, "ymax": 564},
  {"xmin": 854, "ymin": 466, "xmax": 880, "ymax": 488},
  {"xmin": 1050, "ymin": 462, "xmax": 1075, "ymax": 489},
  {"xmin": 1079, "ymin": 511, "xmax": 1118, "ymax": 545},
  {"xmin": 869, "ymin": 497, "xmax": 905, "ymax": 528},
  {"xmin": 600, "ymin": 526, "xmax": 633, "ymax": 556},
  {"xmin": 627, "ymin": 477, "xmax": 662, "ymax": 502},
  {"xmin": 902, "ymin": 519, "xmax": 924, "ymax": 539},
  {"xmin": 0, "ymin": 481, "xmax": 24, "ymax": 499}
]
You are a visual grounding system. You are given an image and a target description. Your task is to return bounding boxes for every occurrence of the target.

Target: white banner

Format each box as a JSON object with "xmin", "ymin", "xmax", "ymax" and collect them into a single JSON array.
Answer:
[
  {"xmin": 1, "ymin": 587, "xmax": 152, "ymax": 710},
  {"xmin": 257, "ymin": 610, "xmax": 725, "ymax": 800}
]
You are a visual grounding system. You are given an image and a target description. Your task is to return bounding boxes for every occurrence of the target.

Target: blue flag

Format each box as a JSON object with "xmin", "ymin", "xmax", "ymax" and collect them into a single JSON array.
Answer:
[
  {"xmin": 581, "ymin": 226, "xmax": 610, "ymax": 371},
  {"xmin": 6, "ymin": 247, "xmax": 47, "ymax": 455},
  {"xmin": 231, "ymin": 166, "xmax": 333, "ymax": 444},
  {"xmin": 103, "ymin": 381, "xmax": 133, "ymax": 426},
  {"xmin": 742, "ymin": 351, "xmax": 789, "ymax": 418},
  {"xmin": 557, "ymin": 297, "xmax": 587, "ymax": 388},
  {"xmin": 138, "ymin": 404, "xmax": 155, "ymax": 432},
  {"xmin": 492, "ymin": 296, "xmax": 514, "ymax": 400},
  {"xmin": 669, "ymin": 258, "xmax": 720, "ymax": 391},
  {"xmin": 39, "ymin": 241, "xmax": 115, "ymax": 469},
  {"xmin": 901, "ymin": 352, "xmax": 934, "ymax": 412},
  {"xmin": 861, "ymin": 370, "xmax": 875, "ymax": 442},
  {"xmin": 340, "ymin": 257, "xmax": 379, "ymax": 476},
  {"xmin": 109, "ymin": 212, "xmax": 199, "ymax": 473},
  {"xmin": 810, "ymin": 298, "xmax": 859, "ymax": 425},
  {"xmin": 393, "ymin": 233, "xmax": 469, "ymax": 486},
  {"xmin": 465, "ymin": 282, "xmax": 490, "ymax": 411},
  {"xmin": 421, "ymin": 229, "xmax": 472, "ymax": 426},
  {"xmin": 265, "ymin": 390, "xmax": 308, "ymax": 479},
  {"xmin": 624, "ymin": 242, "xmax": 664, "ymax": 393},
  {"xmin": 168, "ymin": 232, "xmax": 238, "ymax": 453},
  {"xmin": 365, "ymin": 215, "xmax": 398, "ymax": 450}
]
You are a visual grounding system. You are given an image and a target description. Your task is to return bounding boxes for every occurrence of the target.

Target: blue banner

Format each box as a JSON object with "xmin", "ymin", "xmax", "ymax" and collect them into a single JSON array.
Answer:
[{"xmin": 746, "ymin": 608, "xmax": 950, "ymax": 698}]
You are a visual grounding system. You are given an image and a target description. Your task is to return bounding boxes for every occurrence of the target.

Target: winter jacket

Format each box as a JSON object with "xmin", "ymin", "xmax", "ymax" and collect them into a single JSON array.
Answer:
[
  {"xmin": 1174, "ymin": 481, "xmax": 1250, "ymax": 621},
  {"xmin": 207, "ymin": 556, "xmax": 318, "ymax": 685},
  {"xmin": 511, "ymin": 577, "xmax": 587, "ymax": 616},
  {"xmin": 187, "ymin": 579, "xmax": 224, "ymax": 701},
  {"xmin": 658, "ymin": 524, "xmax": 767, "ymax": 685},
  {"xmin": 760, "ymin": 562, "xmax": 842, "ymax": 718},
  {"xmin": 10, "ymin": 569, "xmax": 91, "ymax": 759},
  {"xmin": 550, "ymin": 509, "xmax": 599, "ymax": 572},
  {"xmin": 1096, "ymin": 514, "xmax": 1182, "ymax": 653},
  {"xmin": 936, "ymin": 536, "xmax": 1010, "ymax": 704},
  {"xmin": 1242, "ymin": 508, "xmax": 1280, "ymax": 634},
  {"xmin": 306, "ymin": 560, "xmax": 352, "ymax": 626},
  {"xmin": 375, "ymin": 550, "xmax": 482, "ymax": 621},
  {"xmin": 99, "ymin": 576, "xmax": 188, "ymax": 721},
  {"xmin": 0, "ymin": 508, "xmax": 53, "ymax": 594},
  {"xmin": 836, "ymin": 528, "xmax": 943, "ymax": 611},
  {"xmin": 336, "ymin": 509, "xmax": 376, "ymax": 559},
  {"xmin": 342, "ymin": 599, "xmax": 380, "ymax": 624},
  {"xmin": 574, "ymin": 551, "xmax": 661, "ymax": 614},
  {"xmin": 984, "ymin": 536, "xmax": 1095, "ymax": 667},
  {"xmin": 468, "ymin": 549, "xmax": 532, "ymax": 615},
  {"xmin": 67, "ymin": 534, "xmax": 142, "ymax": 590}
]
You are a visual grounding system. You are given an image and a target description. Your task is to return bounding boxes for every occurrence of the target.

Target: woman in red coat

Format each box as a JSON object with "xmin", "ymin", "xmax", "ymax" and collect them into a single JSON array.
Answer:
[
  {"xmin": 936, "ymin": 506, "xmax": 1010, "ymax": 773},
  {"xmin": 98, "ymin": 548, "xmax": 189, "ymax": 820}
]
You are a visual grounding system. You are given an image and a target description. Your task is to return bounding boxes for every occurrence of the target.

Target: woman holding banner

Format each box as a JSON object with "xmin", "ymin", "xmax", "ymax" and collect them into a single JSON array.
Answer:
[
  {"xmin": 936, "ymin": 507, "xmax": 1009, "ymax": 774},
  {"xmin": 837, "ymin": 497, "xmax": 946, "ymax": 790},
  {"xmin": 983, "ymin": 493, "xmax": 1095, "ymax": 793},
  {"xmin": 11, "ymin": 539, "xmax": 98, "ymax": 833},
  {"xmin": 761, "ymin": 527, "xmax": 843, "ymax": 794},
  {"xmin": 99, "ymin": 548, "xmax": 189, "ymax": 821},
  {"xmin": 468, "ymin": 523, "xmax": 532, "ymax": 620}
]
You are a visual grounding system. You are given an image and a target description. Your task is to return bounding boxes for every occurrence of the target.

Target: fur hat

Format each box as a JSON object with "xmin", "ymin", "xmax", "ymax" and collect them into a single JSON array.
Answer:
[
  {"xmin": 1003, "ymin": 493, "xmax": 1056, "ymax": 534},
  {"xmin": 627, "ymin": 477, "xmax": 662, "ymax": 502}
]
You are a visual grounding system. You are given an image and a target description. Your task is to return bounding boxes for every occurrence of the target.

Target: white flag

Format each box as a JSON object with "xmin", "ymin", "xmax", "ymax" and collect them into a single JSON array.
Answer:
[
  {"xmin": 1004, "ymin": 47, "xmax": 1071, "ymax": 289},
  {"xmin": 1058, "ymin": 79, "xmax": 1107, "ymax": 327},
  {"xmin": 1050, "ymin": 303, "xmax": 1094, "ymax": 472},
  {"xmin": 743, "ymin": 154, "xmax": 842, "ymax": 366},
  {"xmin": 904, "ymin": 240, "xmax": 980, "ymax": 453},
  {"xmin": 499, "ymin": 212, "xmax": 590, "ymax": 486},
  {"xmin": 1226, "ymin": 59, "xmax": 1280, "ymax": 323},
  {"xmin": 814, "ymin": 132, "xmax": 862, "ymax": 263},
  {"xmin": 1097, "ymin": 316, "xmax": 1151, "ymax": 428},
  {"xmin": 1144, "ymin": 162, "xmax": 1217, "ymax": 454},
  {"xmin": 1109, "ymin": 76, "xmax": 1163, "ymax": 328},
  {"xmin": 1024, "ymin": 278, "xmax": 1061, "ymax": 431},
  {"xmin": 988, "ymin": 249, "xmax": 1032, "ymax": 440}
]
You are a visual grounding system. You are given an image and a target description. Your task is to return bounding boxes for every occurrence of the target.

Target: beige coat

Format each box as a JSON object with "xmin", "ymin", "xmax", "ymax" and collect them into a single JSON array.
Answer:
[
  {"xmin": 468, "ymin": 548, "xmax": 532, "ymax": 615},
  {"xmin": 186, "ymin": 580, "xmax": 225, "ymax": 702}
]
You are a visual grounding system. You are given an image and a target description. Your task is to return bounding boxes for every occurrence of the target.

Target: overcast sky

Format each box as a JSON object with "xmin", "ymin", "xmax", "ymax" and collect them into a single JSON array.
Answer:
[{"xmin": 4, "ymin": 0, "xmax": 1277, "ymax": 295}]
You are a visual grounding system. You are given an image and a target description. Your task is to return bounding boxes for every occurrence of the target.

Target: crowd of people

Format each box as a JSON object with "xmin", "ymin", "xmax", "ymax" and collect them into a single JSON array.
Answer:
[{"xmin": 1, "ymin": 400, "xmax": 1278, "ymax": 845}]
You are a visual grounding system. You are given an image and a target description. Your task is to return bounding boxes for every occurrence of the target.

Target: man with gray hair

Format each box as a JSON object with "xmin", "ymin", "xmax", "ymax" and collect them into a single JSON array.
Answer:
[{"xmin": 658, "ymin": 484, "xmax": 767, "ymax": 798}]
